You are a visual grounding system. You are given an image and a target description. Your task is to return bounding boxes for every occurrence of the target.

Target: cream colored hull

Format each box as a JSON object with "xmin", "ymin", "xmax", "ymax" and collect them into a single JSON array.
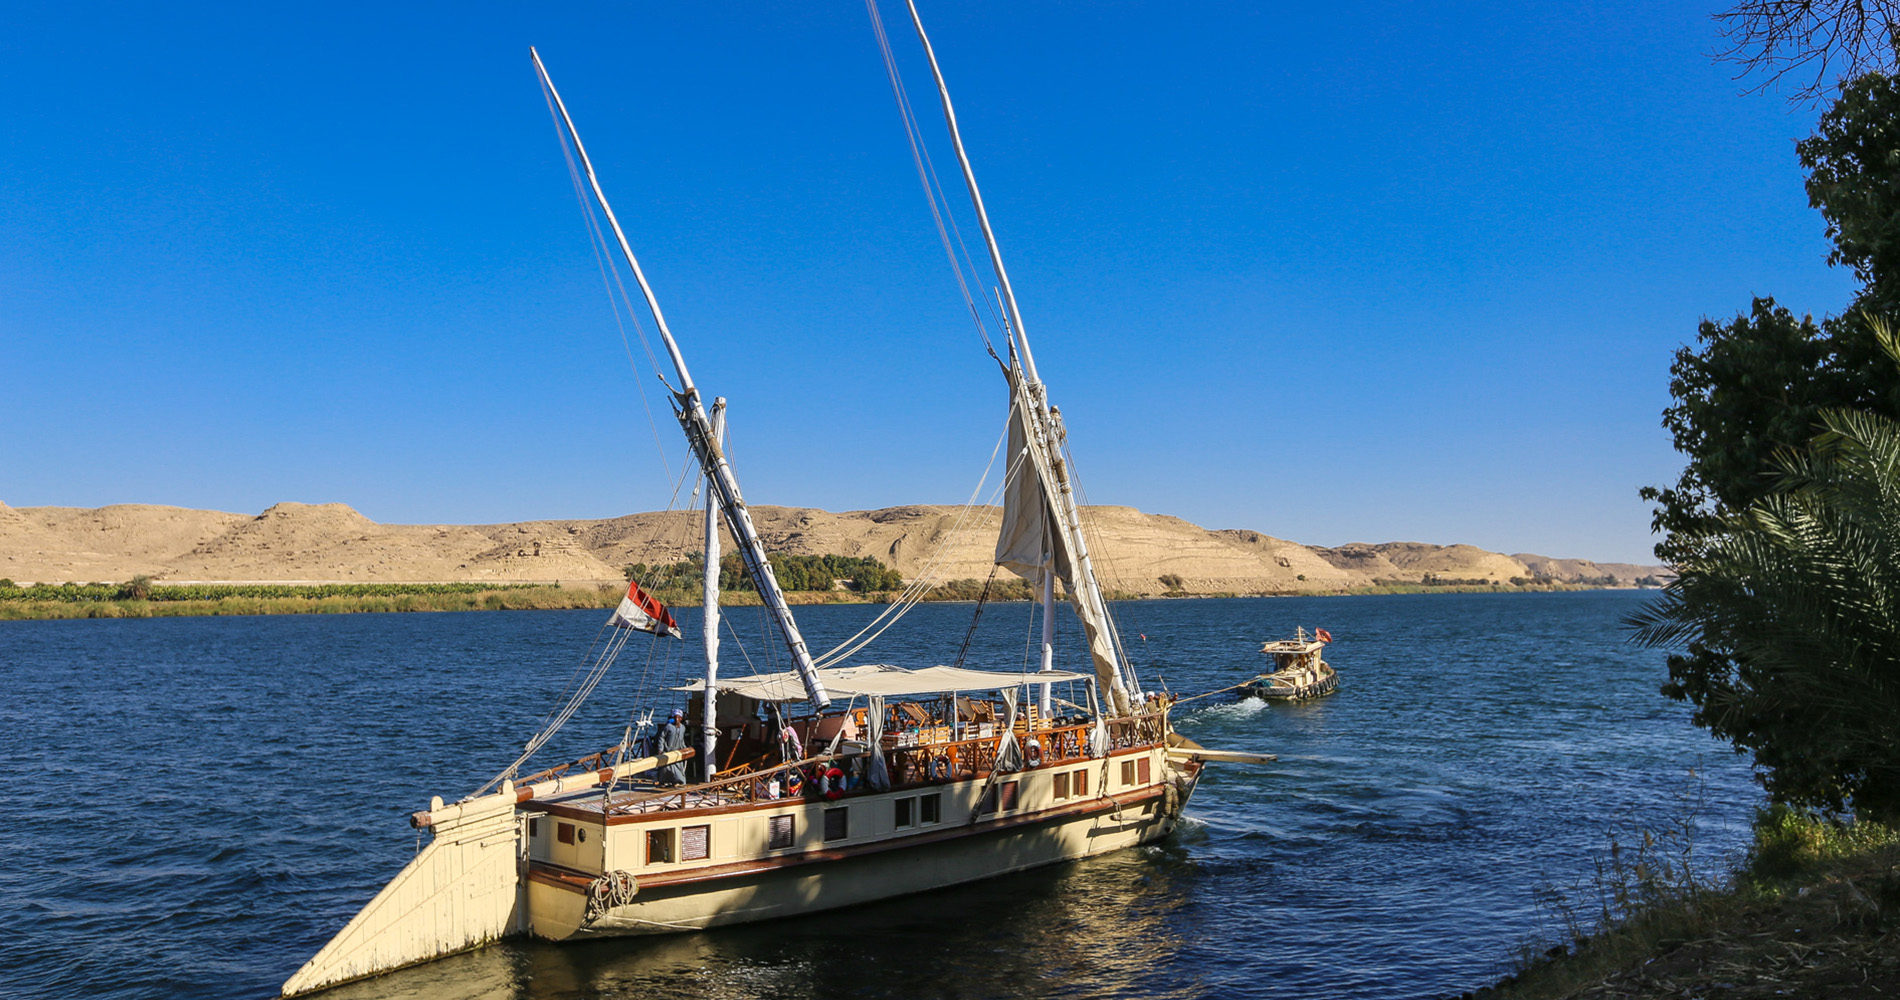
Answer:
[{"xmin": 528, "ymin": 753, "xmax": 1200, "ymax": 940}]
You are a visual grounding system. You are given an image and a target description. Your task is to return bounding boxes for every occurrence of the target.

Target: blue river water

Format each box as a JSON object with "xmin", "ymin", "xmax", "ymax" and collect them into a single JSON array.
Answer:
[{"xmin": 0, "ymin": 591, "xmax": 1759, "ymax": 1000}]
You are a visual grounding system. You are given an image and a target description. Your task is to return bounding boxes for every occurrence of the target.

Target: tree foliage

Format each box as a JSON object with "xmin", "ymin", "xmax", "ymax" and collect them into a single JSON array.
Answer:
[
  {"xmin": 1634, "ymin": 385, "xmax": 1900, "ymax": 819},
  {"xmin": 626, "ymin": 553, "xmax": 903, "ymax": 593},
  {"xmin": 1642, "ymin": 71, "xmax": 1900, "ymax": 817}
]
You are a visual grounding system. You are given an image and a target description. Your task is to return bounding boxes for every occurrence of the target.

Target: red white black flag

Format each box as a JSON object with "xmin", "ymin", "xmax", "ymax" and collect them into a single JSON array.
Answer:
[{"xmin": 610, "ymin": 580, "xmax": 680, "ymax": 637}]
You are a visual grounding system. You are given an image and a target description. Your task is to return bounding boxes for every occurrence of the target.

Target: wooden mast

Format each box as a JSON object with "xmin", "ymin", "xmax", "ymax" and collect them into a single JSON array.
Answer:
[
  {"xmin": 531, "ymin": 47, "xmax": 831, "ymax": 710},
  {"xmin": 898, "ymin": 4, "xmax": 1139, "ymax": 712},
  {"xmin": 701, "ymin": 399, "xmax": 726, "ymax": 780}
]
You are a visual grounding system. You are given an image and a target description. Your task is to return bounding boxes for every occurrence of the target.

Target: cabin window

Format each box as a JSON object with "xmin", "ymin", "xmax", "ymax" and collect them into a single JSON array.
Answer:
[
  {"xmin": 647, "ymin": 828, "xmax": 674, "ymax": 865},
  {"xmin": 1074, "ymin": 769, "xmax": 1089, "ymax": 795},
  {"xmin": 767, "ymin": 814, "xmax": 796, "ymax": 850},
  {"xmin": 981, "ymin": 782, "xmax": 1017, "ymax": 816},
  {"xmin": 920, "ymin": 793, "xmax": 941, "ymax": 825},
  {"xmin": 557, "ymin": 822, "xmax": 575, "ymax": 846},
  {"xmin": 577, "ymin": 828, "xmax": 588, "ymax": 843},
  {"xmin": 1052, "ymin": 772, "xmax": 1070, "ymax": 800},
  {"xmin": 1138, "ymin": 757, "xmax": 1152, "ymax": 785},
  {"xmin": 528, "ymin": 818, "xmax": 540, "ymax": 838},
  {"xmin": 1121, "ymin": 760, "xmax": 1137, "ymax": 787},
  {"xmin": 824, "ymin": 807, "xmax": 849, "ymax": 841},
  {"xmin": 681, "ymin": 824, "xmax": 710, "ymax": 862},
  {"xmin": 895, "ymin": 797, "xmax": 914, "ymax": 829}
]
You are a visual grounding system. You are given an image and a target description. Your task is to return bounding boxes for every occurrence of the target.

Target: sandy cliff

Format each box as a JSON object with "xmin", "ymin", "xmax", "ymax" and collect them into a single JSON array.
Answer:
[{"xmin": 0, "ymin": 500, "xmax": 1669, "ymax": 594}]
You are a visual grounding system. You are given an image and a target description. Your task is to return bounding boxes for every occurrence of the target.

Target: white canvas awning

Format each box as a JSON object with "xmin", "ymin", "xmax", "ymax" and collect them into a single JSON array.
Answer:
[{"xmin": 673, "ymin": 663, "xmax": 1088, "ymax": 702}]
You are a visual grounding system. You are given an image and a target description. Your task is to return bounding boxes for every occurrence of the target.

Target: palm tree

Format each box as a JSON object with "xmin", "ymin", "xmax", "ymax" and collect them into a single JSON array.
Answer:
[{"xmin": 1632, "ymin": 380, "xmax": 1900, "ymax": 819}]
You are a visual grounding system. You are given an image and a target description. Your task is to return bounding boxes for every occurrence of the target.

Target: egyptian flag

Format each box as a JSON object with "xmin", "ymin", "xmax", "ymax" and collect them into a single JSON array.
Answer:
[{"xmin": 610, "ymin": 580, "xmax": 680, "ymax": 637}]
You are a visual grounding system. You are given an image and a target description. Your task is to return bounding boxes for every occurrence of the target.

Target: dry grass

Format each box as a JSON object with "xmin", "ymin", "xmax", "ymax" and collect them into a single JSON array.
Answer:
[{"xmin": 1470, "ymin": 807, "xmax": 1900, "ymax": 1000}]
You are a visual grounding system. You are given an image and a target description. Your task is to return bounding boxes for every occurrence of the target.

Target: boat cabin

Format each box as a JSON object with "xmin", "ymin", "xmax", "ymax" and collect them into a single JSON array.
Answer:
[{"xmin": 508, "ymin": 663, "xmax": 1188, "ymax": 939}]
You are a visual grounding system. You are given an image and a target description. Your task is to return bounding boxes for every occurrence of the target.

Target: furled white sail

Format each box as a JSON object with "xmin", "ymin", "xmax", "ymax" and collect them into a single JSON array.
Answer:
[
  {"xmin": 994, "ymin": 378, "xmax": 1133, "ymax": 715},
  {"xmin": 994, "ymin": 390, "xmax": 1061, "ymax": 583}
]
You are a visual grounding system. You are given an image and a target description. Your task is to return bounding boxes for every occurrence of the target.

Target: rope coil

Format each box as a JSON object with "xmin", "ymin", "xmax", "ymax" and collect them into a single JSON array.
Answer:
[{"xmin": 585, "ymin": 870, "xmax": 639, "ymax": 922}]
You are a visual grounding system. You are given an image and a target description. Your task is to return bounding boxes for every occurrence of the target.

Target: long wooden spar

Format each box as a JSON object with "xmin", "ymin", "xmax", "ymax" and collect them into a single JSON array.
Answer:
[{"xmin": 409, "ymin": 748, "xmax": 696, "ymax": 830}]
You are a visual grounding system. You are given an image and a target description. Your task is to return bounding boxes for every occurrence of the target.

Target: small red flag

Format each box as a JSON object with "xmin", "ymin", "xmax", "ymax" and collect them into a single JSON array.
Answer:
[{"xmin": 609, "ymin": 580, "xmax": 680, "ymax": 637}]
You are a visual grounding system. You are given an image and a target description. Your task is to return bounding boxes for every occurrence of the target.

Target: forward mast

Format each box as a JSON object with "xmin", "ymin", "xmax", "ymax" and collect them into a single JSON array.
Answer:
[{"xmin": 530, "ymin": 47, "xmax": 831, "ymax": 712}]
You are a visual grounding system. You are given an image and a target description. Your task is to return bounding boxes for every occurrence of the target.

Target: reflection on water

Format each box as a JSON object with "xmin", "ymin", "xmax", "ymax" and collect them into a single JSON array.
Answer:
[
  {"xmin": 1, "ymin": 592, "xmax": 1762, "ymax": 1000},
  {"xmin": 320, "ymin": 849, "xmax": 1204, "ymax": 1000}
]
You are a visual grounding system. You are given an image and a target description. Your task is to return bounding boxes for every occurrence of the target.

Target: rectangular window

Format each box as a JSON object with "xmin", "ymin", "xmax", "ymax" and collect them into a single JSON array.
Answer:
[
  {"xmin": 681, "ymin": 824, "xmax": 710, "ymax": 862},
  {"xmin": 646, "ymin": 828, "xmax": 674, "ymax": 865},
  {"xmin": 998, "ymin": 781, "xmax": 1019, "ymax": 812},
  {"xmin": 528, "ymin": 818, "xmax": 540, "ymax": 838},
  {"xmin": 1052, "ymin": 772, "xmax": 1070, "ymax": 800},
  {"xmin": 1121, "ymin": 760, "xmax": 1137, "ymax": 787},
  {"xmin": 1138, "ymin": 757, "xmax": 1152, "ymax": 785},
  {"xmin": 1074, "ymin": 769, "xmax": 1089, "ymax": 796},
  {"xmin": 767, "ymin": 814, "xmax": 796, "ymax": 850},
  {"xmin": 978, "ymin": 785, "xmax": 997, "ymax": 816},
  {"xmin": 895, "ymin": 797, "xmax": 914, "ymax": 829},
  {"xmin": 920, "ymin": 793, "xmax": 941, "ymax": 825},
  {"xmin": 557, "ymin": 821, "xmax": 575, "ymax": 846},
  {"xmin": 824, "ymin": 807, "xmax": 849, "ymax": 841}
]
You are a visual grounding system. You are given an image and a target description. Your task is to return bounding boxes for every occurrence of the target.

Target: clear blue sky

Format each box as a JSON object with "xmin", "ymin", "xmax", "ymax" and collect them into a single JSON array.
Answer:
[{"xmin": 0, "ymin": 2, "xmax": 1857, "ymax": 564}]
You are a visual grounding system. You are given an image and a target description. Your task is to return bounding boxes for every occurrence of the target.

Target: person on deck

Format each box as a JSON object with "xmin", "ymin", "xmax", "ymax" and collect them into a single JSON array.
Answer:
[{"xmin": 658, "ymin": 709, "xmax": 688, "ymax": 785}]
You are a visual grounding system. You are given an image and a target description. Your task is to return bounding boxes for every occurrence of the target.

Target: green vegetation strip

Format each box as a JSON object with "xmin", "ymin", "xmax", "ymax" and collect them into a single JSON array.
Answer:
[
  {"xmin": 0, "ymin": 583, "xmax": 620, "ymax": 620},
  {"xmin": 1479, "ymin": 809, "xmax": 1900, "ymax": 1000},
  {"xmin": 0, "ymin": 579, "xmax": 551, "ymax": 603}
]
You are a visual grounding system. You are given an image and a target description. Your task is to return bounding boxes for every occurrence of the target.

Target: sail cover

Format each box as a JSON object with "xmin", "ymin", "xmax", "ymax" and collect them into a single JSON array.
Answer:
[
  {"xmin": 992, "ymin": 379, "xmax": 1134, "ymax": 713},
  {"xmin": 995, "ymin": 389, "xmax": 1068, "ymax": 583},
  {"xmin": 673, "ymin": 663, "xmax": 1088, "ymax": 701},
  {"xmin": 609, "ymin": 580, "xmax": 679, "ymax": 637}
]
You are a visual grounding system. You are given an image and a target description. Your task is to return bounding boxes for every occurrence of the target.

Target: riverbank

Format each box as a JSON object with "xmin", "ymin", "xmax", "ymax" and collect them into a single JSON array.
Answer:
[
  {"xmin": 1468, "ymin": 810, "xmax": 1900, "ymax": 1000},
  {"xmin": 0, "ymin": 579, "xmax": 1637, "ymax": 620}
]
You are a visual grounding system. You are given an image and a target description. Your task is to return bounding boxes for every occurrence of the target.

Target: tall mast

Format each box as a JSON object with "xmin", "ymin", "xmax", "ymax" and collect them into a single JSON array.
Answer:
[
  {"xmin": 532, "ymin": 48, "xmax": 831, "ymax": 710},
  {"xmin": 899, "ymin": 6, "xmax": 1140, "ymax": 711},
  {"xmin": 701, "ymin": 398, "xmax": 726, "ymax": 781},
  {"xmin": 901, "ymin": 0, "xmax": 1037, "ymax": 385}
]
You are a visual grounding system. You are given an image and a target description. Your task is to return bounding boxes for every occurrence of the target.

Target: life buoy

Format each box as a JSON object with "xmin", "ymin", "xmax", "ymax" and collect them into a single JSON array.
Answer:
[
  {"xmin": 823, "ymin": 766, "xmax": 846, "ymax": 801},
  {"xmin": 1026, "ymin": 738, "xmax": 1043, "ymax": 767},
  {"xmin": 928, "ymin": 755, "xmax": 950, "ymax": 780}
]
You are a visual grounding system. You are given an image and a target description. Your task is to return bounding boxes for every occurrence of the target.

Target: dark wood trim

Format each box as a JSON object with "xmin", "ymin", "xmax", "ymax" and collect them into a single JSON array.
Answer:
[
  {"xmin": 527, "ymin": 861, "xmax": 596, "ymax": 894},
  {"xmin": 554, "ymin": 784, "xmax": 1169, "ymax": 894},
  {"xmin": 529, "ymin": 744, "xmax": 1163, "ymax": 827}
]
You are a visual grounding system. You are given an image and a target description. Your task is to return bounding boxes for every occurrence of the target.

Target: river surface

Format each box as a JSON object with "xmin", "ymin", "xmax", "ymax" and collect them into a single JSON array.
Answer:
[{"xmin": 0, "ymin": 591, "xmax": 1759, "ymax": 1000}]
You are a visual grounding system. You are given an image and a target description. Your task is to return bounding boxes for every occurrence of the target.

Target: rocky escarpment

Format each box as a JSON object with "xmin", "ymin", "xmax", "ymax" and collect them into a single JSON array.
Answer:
[{"xmin": 0, "ymin": 500, "xmax": 1670, "ymax": 594}]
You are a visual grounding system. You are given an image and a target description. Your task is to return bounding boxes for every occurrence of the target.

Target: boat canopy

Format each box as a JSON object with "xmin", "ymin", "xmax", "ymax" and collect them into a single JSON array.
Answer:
[{"xmin": 673, "ymin": 663, "xmax": 1089, "ymax": 702}]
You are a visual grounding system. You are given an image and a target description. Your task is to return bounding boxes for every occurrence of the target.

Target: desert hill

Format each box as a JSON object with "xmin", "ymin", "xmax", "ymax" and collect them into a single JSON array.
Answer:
[{"xmin": 0, "ymin": 500, "xmax": 1668, "ymax": 595}]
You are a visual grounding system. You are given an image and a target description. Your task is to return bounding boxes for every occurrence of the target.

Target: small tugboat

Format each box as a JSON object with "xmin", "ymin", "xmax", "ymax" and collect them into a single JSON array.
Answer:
[{"xmin": 1242, "ymin": 628, "xmax": 1338, "ymax": 701}]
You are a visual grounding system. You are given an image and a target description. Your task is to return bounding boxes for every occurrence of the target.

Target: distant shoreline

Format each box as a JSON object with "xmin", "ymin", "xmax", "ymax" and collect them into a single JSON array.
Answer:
[{"xmin": 0, "ymin": 580, "xmax": 1649, "ymax": 621}]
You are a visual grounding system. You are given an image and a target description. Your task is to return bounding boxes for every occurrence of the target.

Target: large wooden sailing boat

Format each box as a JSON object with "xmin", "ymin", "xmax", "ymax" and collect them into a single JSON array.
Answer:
[{"xmin": 281, "ymin": 8, "xmax": 1266, "ymax": 996}]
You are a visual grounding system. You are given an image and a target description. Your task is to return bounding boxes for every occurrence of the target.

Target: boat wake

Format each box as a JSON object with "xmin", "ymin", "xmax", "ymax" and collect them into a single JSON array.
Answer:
[{"xmin": 1186, "ymin": 696, "xmax": 1270, "ymax": 723}]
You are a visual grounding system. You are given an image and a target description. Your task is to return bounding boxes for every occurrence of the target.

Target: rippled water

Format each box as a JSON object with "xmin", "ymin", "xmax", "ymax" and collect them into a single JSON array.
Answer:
[{"xmin": 0, "ymin": 591, "xmax": 1759, "ymax": 1000}]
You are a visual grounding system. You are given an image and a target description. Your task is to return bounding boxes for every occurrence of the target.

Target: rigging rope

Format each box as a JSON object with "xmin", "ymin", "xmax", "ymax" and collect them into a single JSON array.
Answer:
[
  {"xmin": 950, "ymin": 564, "xmax": 1001, "ymax": 670},
  {"xmin": 810, "ymin": 416, "xmax": 1015, "ymax": 668},
  {"xmin": 539, "ymin": 73, "xmax": 675, "ymax": 485},
  {"xmin": 476, "ymin": 622, "xmax": 637, "ymax": 797},
  {"xmin": 1064, "ymin": 445, "xmax": 1144, "ymax": 694},
  {"xmin": 864, "ymin": 0, "xmax": 1007, "ymax": 361}
]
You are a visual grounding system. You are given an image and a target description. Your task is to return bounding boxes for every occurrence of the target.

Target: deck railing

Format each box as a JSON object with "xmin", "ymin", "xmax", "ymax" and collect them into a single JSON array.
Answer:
[{"xmin": 600, "ymin": 709, "xmax": 1171, "ymax": 817}]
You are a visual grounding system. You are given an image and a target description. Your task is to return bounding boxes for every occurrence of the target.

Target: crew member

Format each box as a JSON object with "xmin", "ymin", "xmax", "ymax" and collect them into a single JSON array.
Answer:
[{"xmin": 659, "ymin": 708, "xmax": 688, "ymax": 785}]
